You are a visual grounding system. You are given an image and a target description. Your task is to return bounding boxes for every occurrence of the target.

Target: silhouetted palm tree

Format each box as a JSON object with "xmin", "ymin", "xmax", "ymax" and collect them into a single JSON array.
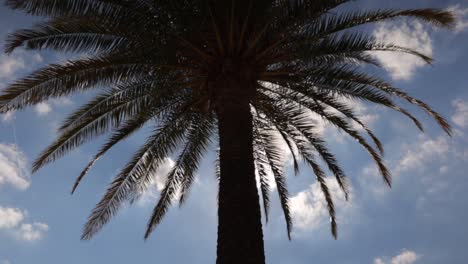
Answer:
[{"xmin": 0, "ymin": 1, "xmax": 454, "ymax": 263}]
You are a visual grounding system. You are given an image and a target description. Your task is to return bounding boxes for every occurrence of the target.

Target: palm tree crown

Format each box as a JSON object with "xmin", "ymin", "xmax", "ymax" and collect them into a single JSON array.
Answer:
[{"xmin": 0, "ymin": 0, "xmax": 454, "ymax": 262}]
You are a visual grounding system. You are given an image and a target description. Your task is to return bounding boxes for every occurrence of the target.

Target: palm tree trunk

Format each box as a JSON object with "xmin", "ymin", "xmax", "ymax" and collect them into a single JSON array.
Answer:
[{"xmin": 215, "ymin": 79, "xmax": 265, "ymax": 264}]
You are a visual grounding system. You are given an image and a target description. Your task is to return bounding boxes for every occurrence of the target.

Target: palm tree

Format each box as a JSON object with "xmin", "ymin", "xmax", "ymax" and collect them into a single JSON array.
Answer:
[{"xmin": 0, "ymin": 0, "xmax": 454, "ymax": 263}]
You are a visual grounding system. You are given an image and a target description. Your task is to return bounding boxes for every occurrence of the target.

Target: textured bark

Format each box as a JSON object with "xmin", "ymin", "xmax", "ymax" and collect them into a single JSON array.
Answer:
[{"xmin": 215, "ymin": 77, "xmax": 265, "ymax": 264}]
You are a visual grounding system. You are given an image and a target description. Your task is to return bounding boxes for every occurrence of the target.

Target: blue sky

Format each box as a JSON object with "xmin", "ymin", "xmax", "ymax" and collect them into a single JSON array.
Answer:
[{"xmin": 0, "ymin": 1, "xmax": 468, "ymax": 263}]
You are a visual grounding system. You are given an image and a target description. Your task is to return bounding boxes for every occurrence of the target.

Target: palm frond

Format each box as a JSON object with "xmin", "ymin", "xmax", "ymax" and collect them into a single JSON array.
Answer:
[
  {"xmin": 71, "ymin": 108, "xmax": 156, "ymax": 194},
  {"xmin": 253, "ymin": 148, "xmax": 272, "ymax": 223},
  {"xmin": 258, "ymin": 83, "xmax": 384, "ymax": 154},
  {"xmin": 262, "ymin": 92, "xmax": 391, "ymax": 187},
  {"xmin": 4, "ymin": 0, "xmax": 153, "ymax": 18},
  {"xmin": 81, "ymin": 105, "xmax": 192, "ymax": 240},
  {"xmin": 296, "ymin": 32, "xmax": 433, "ymax": 66},
  {"xmin": 0, "ymin": 55, "xmax": 152, "ymax": 113},
  {"xmin": 32, "ymin": 86, "xmax": 156, "ymax": 172},
  {"xmin": 256, "ymin": 96, "xmax": 351, "ymax": 198},
  {"xmin": 253, "ymin": 116, "xmax": 292, "ymax": 239},
  {"xmin": 283, "ymin": 76, "xmax": 425, "ymax": 132},
  {"xmin": 306, "ymin": 9, "xmax": 455, "ymax": 39},
  {"xmin": 178, "ymin": 114, "xmax": 215, "ymax": 206},
  {"xmin": 145, "ymin": 113, "xmax": 214, "ymax": 238},
  {"xmin": 58, "ymin": 82, "xmax": 152, "ymax": 132},
  {"xmin": 324, "ymin": 69, "xmax": 452, "ymax": 135},
  {"xmin": 5, "ymin": 16, "xmax": 131, "ymax": 54},
  {"xmin": 279, "ymin": 119, "xmax": 338, "ymax": 239},
  {"xmin": 252, "ymin": 112, "xmax": 273, "ymax": 223}
]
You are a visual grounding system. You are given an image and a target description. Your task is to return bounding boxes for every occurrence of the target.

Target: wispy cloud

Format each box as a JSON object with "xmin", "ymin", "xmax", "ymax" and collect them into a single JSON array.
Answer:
[
  {"xmin": 1, "ymin": 111, "xmax": 15, "ymax": 122},
  {"xmin": 16, "ymin": 222, "xmax": 49, "ymax": 241},
  {"xmin": 0, "ymin": 53, "xmax": 25, "ymax": 78},
  {"xmin": 1, "ymin": 49, "xmax": 72, "ymax": 117},
  {"xmin": 395, "ymin": 136, "xmax": 450, "ymax": 175},
  {"xmin": 0, "ymin": 143, "xmax": 29, "ymax": 190},
  {"xmin": 1, "ymin": 51, "xmax": 44, "ymax": 121},
  {"xmin": 452, "ymin": 99, "xmax": 468, "ymax": 129},
  {"xmin": 361, "ymin": 130, "xmax": 467, "ymax": 203},
  {"xmin": 374, "ymin": 250, "xmax": 420, "ymax": 264},
  {"xmin": 0, "ymin": 51, "xmax": 42, "ymax": 83},
  {"xmin": 372, "ymin": 21, "xmax": 432, "ymax": 81},
  {"xmin": 447, "ymin": 4, "xmax": 468, "ymax": 33},
  {"xmin": 362, "ymin": 135, "xmax": 450, "ymax": 195}
]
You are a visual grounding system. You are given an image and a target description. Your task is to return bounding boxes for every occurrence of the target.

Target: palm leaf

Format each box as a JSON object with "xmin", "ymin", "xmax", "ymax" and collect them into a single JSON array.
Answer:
[
  {"xmin": 71, "ymin": 108, "xmax": 156, "ymax": 194},
  {"xmin": 81, "ymin": 104, "xmax": 193, "ymax": 240},
  {"xmin": 5, "ymin": 16, "xmax": 131, "ymax": 54},
  {"xmin": 144, "ymin": 113, "xmax": 214, "ymax": 238},
  {"xmin": 0, "ymin": 55, "xmax": 153, "ymax": 113}
]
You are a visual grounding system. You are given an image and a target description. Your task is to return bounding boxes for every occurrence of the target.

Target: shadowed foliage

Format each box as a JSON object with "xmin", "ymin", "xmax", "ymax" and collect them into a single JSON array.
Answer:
[{"xmin": 1, "ymin": 0, "xmax": 454, "ymax": 263}]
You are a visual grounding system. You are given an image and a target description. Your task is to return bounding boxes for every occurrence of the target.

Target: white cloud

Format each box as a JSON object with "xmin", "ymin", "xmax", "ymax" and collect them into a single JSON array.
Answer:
[
  {"xmin": 1, "ymin": 111, "xmax": 15, "ymax": 123},
  {"xmin": 0, "ymin": 51, "xmax": 69, "ymax": 117},
  {"xmin": 34, "ymin": 98, "xmax": 73, "ymax": 116},
  {"xmin": 3, "ymin": 98, "xmax": 72, "ymax": 120},
  {"xmin": 447, "ymin": 4, "xmax": 468, "ymax": 33},
  {"xmin": 34, "ymin": 102, "xmax": 52, "ymax": 116},
  {"xmin": 153, "ymin": 158, "xmax": 176, "ymax": 191},
  {"xmin": 289, "ymin": 179, "xmax": 352, "ymax": 232},
  {"xmin": 1, "ymin": 51, "xmax": 43, "ymax": 120},
  {"xmin": 374, "ymin": 250, "xmax": 420, "ymax": 264},
  {"xmin": 0, "ymin": 143, "xmax": 30, "ymax": 190},
  {"xmin": 322, "ymin": 99, "xmax": 380, "ymax": 145},
  {"xmin": 361, "ymin": 132, "xmax": 467, "ymax": 202},
  {"xmin": 344, "ymin": 99, "xmax": 380, "ymax": 130},
  {"xmin": 17, "ymin": 222, "xmax": 49, "ymax": 241},
  {"xmin": 32, "ymin": 54, "xmax": 43, "ymax": 63},
  {"xmin": 0, "ymin": 205, "xmax": 49, "ymax": 242},
  {"xmin": 362, "ymin": 135, "xmax": 450, "ymax": 189},
  {"xmin": 395, "ymin": 135, "xmax": 450, "ymax": 175},
  {"xmin": 374, "ymin": 259, "xmax": 385, "ymax": 264},
  {"xmin": 137, "ymin": 158, "xmax": 176, "ymax": 206},
  {"xmin": 390, "ymin": 250, "xmax": 419, "ymax": 264},
  {"xmin": 452, "ymin": 99, "xmax": 468, "ymax": 128},
  {"xmin": 0, "ymin": 51, "xmax": 42, "ymax": 80},
  {"xmin": 360, "ymin": 163, "xmax": 389, "ymax": 197},
  {"xmin": 0, "ymin": 54, "xmax": 25, "ymax": 78},
  {"xmin": 0, "ymin": 206, "xmax": 25, "ymax": 229},
  {"xmin": 372, "ymin": 21, "xmax": 432, "ymax": 81},
  {"xmin": 363, "ymin": 135, "xmax": 451, "ymax": 181}
]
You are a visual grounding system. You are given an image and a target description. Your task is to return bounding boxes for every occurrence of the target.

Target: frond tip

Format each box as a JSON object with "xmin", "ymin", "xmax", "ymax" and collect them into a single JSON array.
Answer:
[{"xmin": 400, "ymin": 9, "xmax": 456, "ymax": 28}]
